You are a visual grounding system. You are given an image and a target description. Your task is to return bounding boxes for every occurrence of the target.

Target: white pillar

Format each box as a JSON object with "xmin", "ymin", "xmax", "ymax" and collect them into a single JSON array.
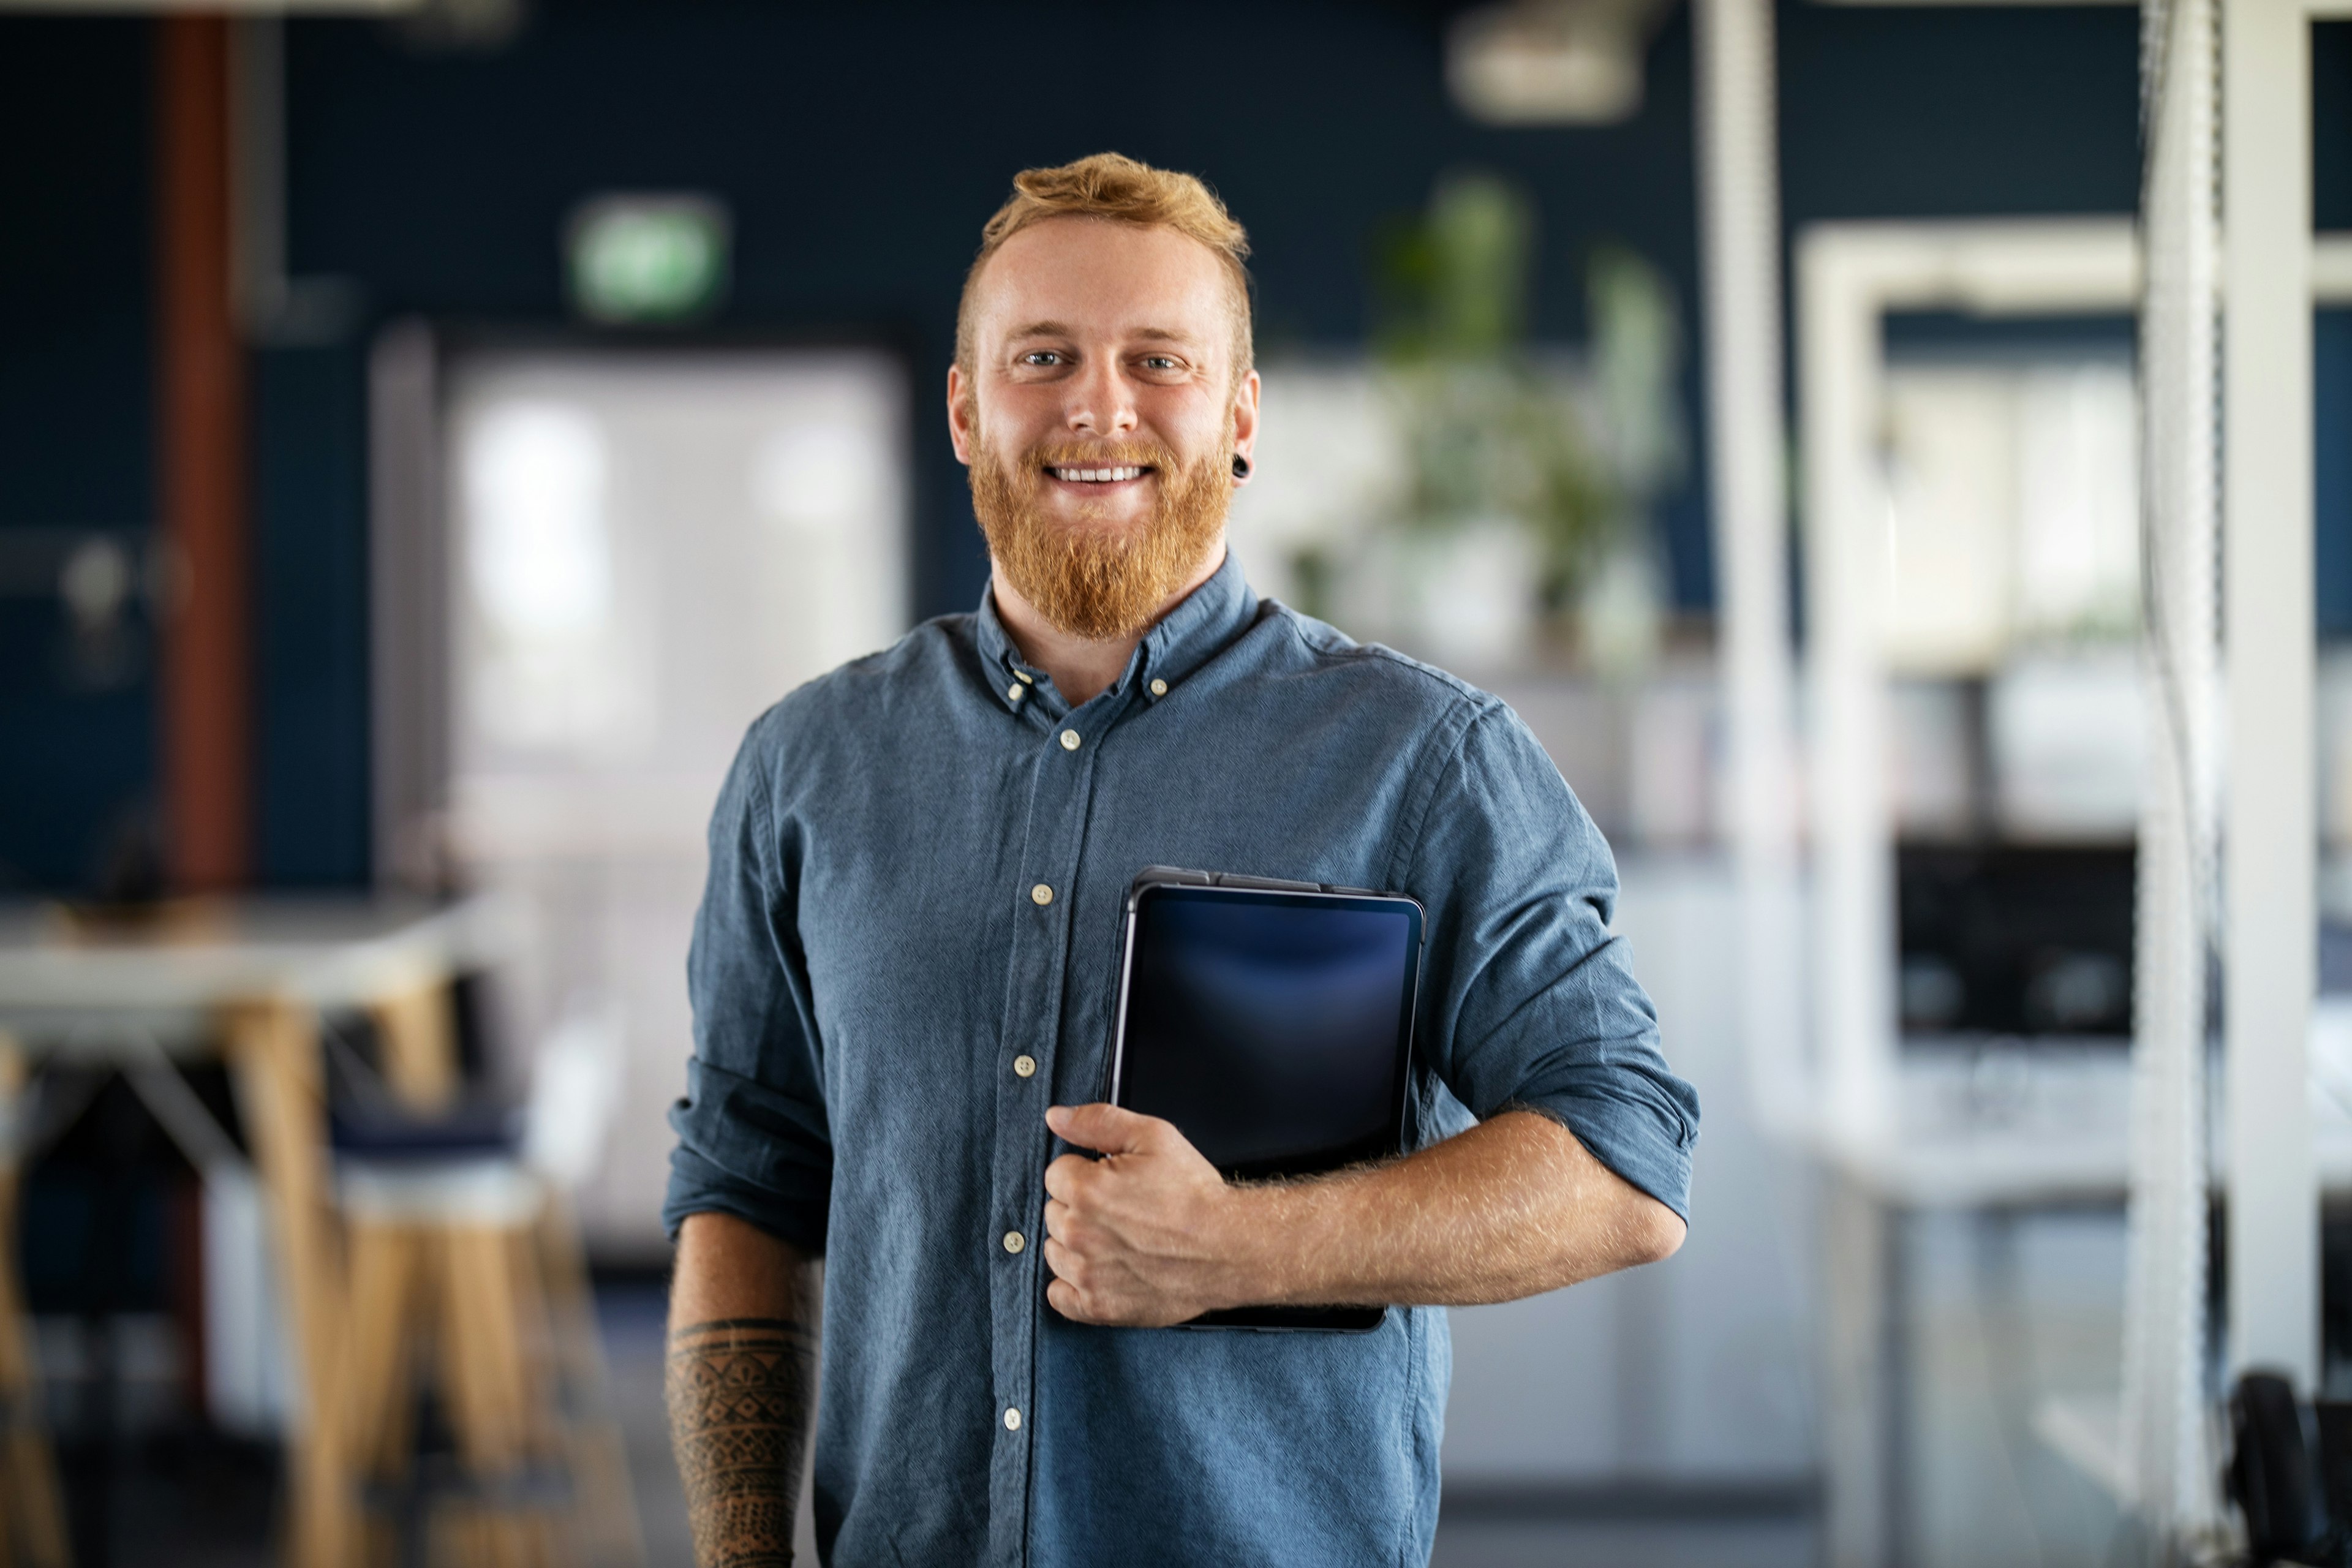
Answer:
[
  {"xmin": 2223, "ymin": 0, "xmax": 2319, "ymax": 1390},
  {"xmin": 1693, "ymin": 0, "xmax": 1805, "ymax": 1141}
]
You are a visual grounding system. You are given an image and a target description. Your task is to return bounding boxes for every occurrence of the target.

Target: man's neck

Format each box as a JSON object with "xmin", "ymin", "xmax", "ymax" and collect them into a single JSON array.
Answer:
[{"xmin": 989, "ymin": 540, "xmax": 1227, "ymax": 708}]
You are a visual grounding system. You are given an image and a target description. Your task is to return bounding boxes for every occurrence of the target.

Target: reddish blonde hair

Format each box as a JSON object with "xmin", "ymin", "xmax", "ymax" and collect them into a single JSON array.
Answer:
[{"xmin": 956, "ymin": 152, "xmax": 1254, "ymax": 379}]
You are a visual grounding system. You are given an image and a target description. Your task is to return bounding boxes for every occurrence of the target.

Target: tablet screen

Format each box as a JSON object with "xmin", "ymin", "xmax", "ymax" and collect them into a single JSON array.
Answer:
[{"xmin": 1115, "ymin": 888, "xmax": 1418, "ymax": 1180}]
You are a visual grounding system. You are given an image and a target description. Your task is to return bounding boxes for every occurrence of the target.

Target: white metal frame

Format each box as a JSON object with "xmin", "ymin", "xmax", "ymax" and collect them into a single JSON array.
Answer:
[
  {"xmin": 2220, "ymin": 0, "xmax": 2352, "ymax": 1393},
  {"xmin": 1792, "ymin": 225, "xmax": 2140, "ymax": 1567},
  {"xmin": 1796, "ymin": 218, "xmax": 2143, "ymax": 1163},
  {"xmin": 1794, "ymin": 221, "xmax": 2352, "ymax": 1158}
]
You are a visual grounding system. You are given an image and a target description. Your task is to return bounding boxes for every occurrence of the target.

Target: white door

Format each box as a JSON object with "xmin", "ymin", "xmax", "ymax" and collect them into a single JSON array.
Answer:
[{"xmin": 441, "ymin": 345, "xmax": 911, "ymax": 1254}]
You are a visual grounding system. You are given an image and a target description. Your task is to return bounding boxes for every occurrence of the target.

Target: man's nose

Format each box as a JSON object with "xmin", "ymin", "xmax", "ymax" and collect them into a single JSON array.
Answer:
[{"xmin": 1065, "ymin": 358, "xmax": 1139, "ymax": 437}]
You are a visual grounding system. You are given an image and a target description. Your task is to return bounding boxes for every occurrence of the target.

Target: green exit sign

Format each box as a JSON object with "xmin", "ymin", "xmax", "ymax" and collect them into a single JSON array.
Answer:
[{"xmin": 566, "ymin": 195, "xmax": 730, "ymax": 323}]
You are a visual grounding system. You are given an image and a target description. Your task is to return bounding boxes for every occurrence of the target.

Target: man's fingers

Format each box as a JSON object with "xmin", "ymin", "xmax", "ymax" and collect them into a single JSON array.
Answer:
[
  {"xmin": 1042, "ymin": 1153, "xmax": 1096, "ymax": 1205},
  {"xmin": 1036, "ymin": 1104, "xmax": 1219, "ymax": 1331},
  {"xmin": 1045, "ymin": 1101, "xmax": 1159, "ymax": 1155}
]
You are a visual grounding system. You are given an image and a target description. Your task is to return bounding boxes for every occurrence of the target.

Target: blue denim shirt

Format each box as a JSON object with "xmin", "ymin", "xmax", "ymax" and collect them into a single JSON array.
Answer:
[{"xmin": 665, "ymin": 550, "xmax": 1698, "ymax": 1568}]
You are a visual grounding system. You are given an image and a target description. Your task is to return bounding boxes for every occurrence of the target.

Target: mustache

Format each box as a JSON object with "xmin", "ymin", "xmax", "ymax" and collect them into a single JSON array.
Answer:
[{"xmin": 1017, "ymin": 440, "xmax": 1180, "ymax": 473}]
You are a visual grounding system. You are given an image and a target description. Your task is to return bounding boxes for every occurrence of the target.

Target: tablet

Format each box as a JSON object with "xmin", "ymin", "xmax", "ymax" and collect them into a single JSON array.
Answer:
[{"xmin": 1106, "ymin": 866, "xmax": 1424, "ymax": 1332}]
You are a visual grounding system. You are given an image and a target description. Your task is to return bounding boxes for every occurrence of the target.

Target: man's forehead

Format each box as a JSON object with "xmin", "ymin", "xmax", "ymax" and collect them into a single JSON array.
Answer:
[{"xmin": 971, "ymin": 219, "xmax": 1234, "ymax": 344}]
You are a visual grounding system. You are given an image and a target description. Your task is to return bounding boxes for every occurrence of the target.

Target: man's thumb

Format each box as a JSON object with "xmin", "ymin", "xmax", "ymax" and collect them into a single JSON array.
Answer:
[{"xmin": 1046, "ymin": 1101, "xmax": 1155, "ymax": 1155}]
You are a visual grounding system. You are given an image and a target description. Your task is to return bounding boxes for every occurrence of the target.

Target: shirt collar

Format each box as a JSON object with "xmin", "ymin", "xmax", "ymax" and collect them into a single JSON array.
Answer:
[{"xmin": 973, "ymin": 546, "xmax": 1258, "ymax": 708}]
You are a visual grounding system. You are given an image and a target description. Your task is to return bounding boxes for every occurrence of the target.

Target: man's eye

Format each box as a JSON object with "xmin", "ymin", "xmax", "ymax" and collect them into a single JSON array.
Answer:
[
  {"xmin": 1020, "ymin": 351, "xmax": 1063, "ymax": 368},
  {"xmin": 1141, "ymin": 356, "xmax": 1181, "ymax": 372}
]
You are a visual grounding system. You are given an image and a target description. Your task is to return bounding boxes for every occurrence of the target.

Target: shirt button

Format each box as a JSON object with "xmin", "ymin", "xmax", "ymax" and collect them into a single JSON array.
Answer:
[
  {"xmin": 1059, "ymin": 729, "xmax": 1081, "ymax": 752},
  {"xmin": 1004, "ymin": 1407, "xmax": 1023, "ymax": 1431},
  {"xmin": 1030, "ymin": 883, "xmax": 1054, "ymax": 907},
  {"xmin": 1014, "ymin": 669, "xmax": 1034, "ymax": 685},
  {"xmin": 1013, "ymin": 1054, "xmax": 1038, "ymax": 1078},
  {"xmin": 1008, "ymin": 683, "xmax": 1025, "ymax": 702},
  {"xmin": 1150, "ymin": 679, "xmax": 1168, "ymax": 697},
  {"xmin": 1003, "ymin": 1231, "xmax": 1026, "ymax": 1254}
]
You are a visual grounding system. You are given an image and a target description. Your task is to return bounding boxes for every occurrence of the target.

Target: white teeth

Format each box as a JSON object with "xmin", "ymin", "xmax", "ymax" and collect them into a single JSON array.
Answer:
[{"xmin": 1054, "ymin": 466, "xmax": 1144, "ymax": 483}]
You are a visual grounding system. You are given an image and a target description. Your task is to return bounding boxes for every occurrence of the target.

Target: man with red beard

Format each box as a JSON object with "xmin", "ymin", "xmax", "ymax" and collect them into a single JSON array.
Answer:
[{"xmin": 663, "ymin": 154, "xmax": 1697, "ymax": 1567}]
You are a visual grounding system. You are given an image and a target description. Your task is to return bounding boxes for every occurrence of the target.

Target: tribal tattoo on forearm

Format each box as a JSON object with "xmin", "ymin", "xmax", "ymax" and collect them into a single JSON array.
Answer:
[{"xmin": 667, "ymin": 1316, "xmax": 818, "ymax": 1568}]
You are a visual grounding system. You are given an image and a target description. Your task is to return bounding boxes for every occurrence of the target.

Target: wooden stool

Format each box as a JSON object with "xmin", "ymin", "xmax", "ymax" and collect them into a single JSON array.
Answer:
[
  {"xmin": 343, "ymin": 1161, "xmax": 562, "ymax": 1568},
  {"xmin": 225, "ymin": 998, "xmax": 358, "ymax": 1568},
  {"xmin": 526, "ymin": 1192, "xmax": 643, "ymax": 1568},
  {"xmin": 328, "ymin": 974, "xmax": 640, "ymax": 1567},
  {"xmin": 336, "ymin": 1148, "xmax": 640, "ymax": 1561}
]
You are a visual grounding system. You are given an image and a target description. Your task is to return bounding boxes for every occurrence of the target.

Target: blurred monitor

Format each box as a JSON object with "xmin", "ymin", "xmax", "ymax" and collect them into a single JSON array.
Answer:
[{"xmin": 1898, "ymin": 843, "xmax": 2135, "ymax": 1041}]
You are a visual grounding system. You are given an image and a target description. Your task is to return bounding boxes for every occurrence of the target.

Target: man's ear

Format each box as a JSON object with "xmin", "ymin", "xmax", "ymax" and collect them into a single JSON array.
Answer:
[
  {"xmin": 946, "ymin": 364, "xmax": 975, "ymax": 467},
  {"xmin": 1229, "ymin": 368, "xmax": 1262, "ymax": 477}
]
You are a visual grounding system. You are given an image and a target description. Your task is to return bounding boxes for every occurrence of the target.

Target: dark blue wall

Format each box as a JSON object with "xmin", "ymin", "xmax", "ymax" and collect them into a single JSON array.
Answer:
[
  {"xmin": 276, "ymin": 0, "xmax": 1714, "ymax": 618},
  {"xmin": 7, "ymin": 0, "xmax": 2335, "ymax": 892},
  {"xmin": 0, "ymin": 21, "xmax": 154, "ymax": 894}
]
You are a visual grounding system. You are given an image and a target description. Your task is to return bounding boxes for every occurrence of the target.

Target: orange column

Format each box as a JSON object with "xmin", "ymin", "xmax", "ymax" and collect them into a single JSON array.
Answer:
[{"xmin": 156, "ymin": 16, "xmax": 250, "ymax": 891}]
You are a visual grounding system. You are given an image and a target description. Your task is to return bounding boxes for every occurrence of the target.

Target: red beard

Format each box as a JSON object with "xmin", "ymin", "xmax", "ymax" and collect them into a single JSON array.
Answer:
[{"xmin": 969, "ymin": 429, "xmax": 1230, "ymax": 642}]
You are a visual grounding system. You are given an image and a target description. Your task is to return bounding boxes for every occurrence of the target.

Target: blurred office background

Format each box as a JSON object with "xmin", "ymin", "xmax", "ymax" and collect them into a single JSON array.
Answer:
[{"xmin": 0, "ymin": 0, "xmax": 2346, "ymax": 1564}]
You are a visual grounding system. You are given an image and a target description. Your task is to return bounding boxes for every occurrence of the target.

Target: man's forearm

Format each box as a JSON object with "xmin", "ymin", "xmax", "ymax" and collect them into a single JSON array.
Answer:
[
  {"xmin": 668, "ymin": 1213, "xmax": 818, "ymax": 1568},
  {"xmin": 1041, "ymin": 1102, "xmax": 1686, "ymax": 1325},
  {"xmin": 1228, "ymin": 1109, "xmax": 1685, "ymax": 1309}
]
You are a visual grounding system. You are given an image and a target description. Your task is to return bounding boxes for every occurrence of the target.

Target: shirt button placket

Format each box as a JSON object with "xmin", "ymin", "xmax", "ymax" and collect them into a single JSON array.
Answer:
[{"xmin": 994, "ymin": 704, "xmax": 1106, "ymax": 1559}]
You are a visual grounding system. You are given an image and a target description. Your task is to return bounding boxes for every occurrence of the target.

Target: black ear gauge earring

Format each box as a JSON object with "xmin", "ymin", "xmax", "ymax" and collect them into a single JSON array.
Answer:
[{"xmin": 1231, "ymin": 454, "xmax": 1252, "ymax": 480}]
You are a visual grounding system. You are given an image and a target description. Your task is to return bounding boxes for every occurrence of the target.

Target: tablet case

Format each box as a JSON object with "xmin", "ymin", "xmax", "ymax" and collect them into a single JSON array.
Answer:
[{"xmin": 1104, "ymin": 865, "xmax": 1423, "ymax": 1333}]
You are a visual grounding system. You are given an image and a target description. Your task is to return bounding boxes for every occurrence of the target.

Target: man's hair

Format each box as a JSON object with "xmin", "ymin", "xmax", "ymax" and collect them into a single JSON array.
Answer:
[{"xmin": 955, "ymin": 152, "xmax": 1254, "ymax": 380}]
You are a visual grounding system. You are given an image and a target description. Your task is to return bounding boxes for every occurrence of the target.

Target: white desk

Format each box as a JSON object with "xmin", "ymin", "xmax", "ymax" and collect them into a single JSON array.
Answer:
[
  {"xmin": 0, "ymin": 897, "xmax": 510, "ymax": 1046},
  {"xmin": 0, "ymin": 895, "xmax": 511, "ymax": 1568},
  {"xmin": 1812, "ymin": 1038, "xmax": 2352, "ymax": 1566}
]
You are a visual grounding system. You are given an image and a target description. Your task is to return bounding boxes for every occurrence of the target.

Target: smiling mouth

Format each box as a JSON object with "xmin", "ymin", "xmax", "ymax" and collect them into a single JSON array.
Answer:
[{"xmin": 1045, "ymin": 465, "xmax": 1151, "ymax": 484}]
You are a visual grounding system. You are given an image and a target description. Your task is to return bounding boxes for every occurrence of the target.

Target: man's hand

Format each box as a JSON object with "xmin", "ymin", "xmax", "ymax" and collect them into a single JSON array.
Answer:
[{"xmin": 1040, "ymin": 1102, "xmax": 1248, "ymax": 1326}]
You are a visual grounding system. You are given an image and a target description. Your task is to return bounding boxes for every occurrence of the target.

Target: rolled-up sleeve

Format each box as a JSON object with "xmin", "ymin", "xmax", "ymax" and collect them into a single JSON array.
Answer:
[
  {"xmin": 1404, "ymin": 701, "xmax": 1699, "ymax": 1219},
  {"xmin": 662, "ymin": 718, "xmax": 834, "ymax": 1253}
]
